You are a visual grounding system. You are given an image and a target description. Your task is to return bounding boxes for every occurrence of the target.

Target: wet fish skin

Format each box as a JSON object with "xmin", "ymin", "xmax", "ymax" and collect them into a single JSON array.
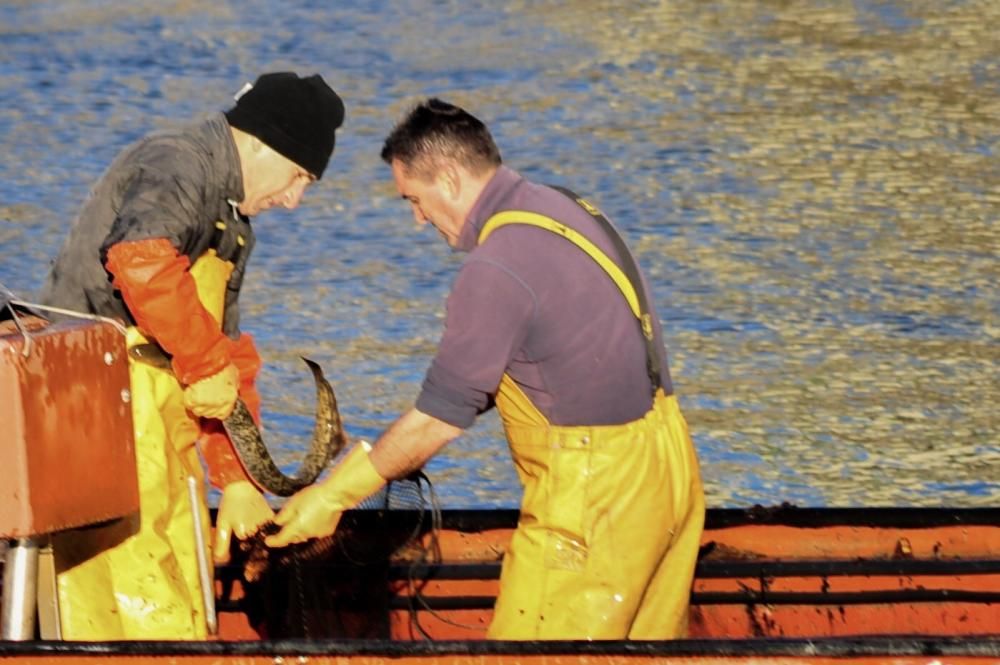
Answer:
[
  {"xmin": 127, "ymin": 344, "xmax": 344, "ymax": 496},
  {"xmin": 223, "ymin": 357, "xmax": 345, "ymax": 497}
]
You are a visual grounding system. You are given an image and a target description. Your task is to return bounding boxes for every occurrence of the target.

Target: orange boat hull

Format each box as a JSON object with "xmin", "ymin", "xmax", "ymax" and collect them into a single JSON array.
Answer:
[{"xmin": 2, "ymin": 506, "xmax": 999, "ymax": 663}]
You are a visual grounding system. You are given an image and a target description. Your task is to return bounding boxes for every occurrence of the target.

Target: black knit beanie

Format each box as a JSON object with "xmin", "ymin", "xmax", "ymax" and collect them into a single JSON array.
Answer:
[{"xmin": 225, "ymin": 72, "xmax": 345, "ymax": 179}]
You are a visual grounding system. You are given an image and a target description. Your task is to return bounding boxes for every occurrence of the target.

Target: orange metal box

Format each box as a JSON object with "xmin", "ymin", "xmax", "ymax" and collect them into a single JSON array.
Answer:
[{"xmin": 0, "ymin": 319, "xmax": 138, "ymax": 538}]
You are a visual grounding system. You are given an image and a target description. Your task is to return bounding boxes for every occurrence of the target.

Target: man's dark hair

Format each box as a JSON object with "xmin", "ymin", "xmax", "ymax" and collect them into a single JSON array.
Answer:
[{"xmin": 381, "ymin": 98, "xmax": 501, "ymax": 180}]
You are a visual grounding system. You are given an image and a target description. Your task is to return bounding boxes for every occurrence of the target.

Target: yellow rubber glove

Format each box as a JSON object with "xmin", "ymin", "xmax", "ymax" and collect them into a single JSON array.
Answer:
[
  {"xmin": 213, "ymin": 480, "xmax": 275, "ymax": 564},
  {"xmin": 183, "ymin": 363, "xmax": 239, "ymax": 419},
  {"xmin": 266, "ymin": 442, "xmax": 386, "ymax": 548}
]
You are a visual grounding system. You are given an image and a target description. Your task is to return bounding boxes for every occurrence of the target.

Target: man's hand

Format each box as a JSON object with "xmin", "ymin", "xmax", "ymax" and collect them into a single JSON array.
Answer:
[
  {"xmin": 184, "ymin": 363, "xmax": 240, "ymax": 419},
  {"xmin": 265, "ymin": 482, "xmax": 345, "ymax": 548},
  {"xmin": 266, "ymin": 442, "xmax": 387, "ymax": 548},
  {"xmin": 213, "ymin": 480, "xmax": 274, "ymax": 564}
]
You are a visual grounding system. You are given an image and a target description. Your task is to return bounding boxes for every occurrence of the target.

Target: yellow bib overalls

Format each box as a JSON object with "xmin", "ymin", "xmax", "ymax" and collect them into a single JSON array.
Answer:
[
  {"xmin": 480, "ymin": 208, "xmax": 706, "ymax": 640},
  {"xmin": 53, "ymin": 250, "xmax": 233, "ymax": 640}
]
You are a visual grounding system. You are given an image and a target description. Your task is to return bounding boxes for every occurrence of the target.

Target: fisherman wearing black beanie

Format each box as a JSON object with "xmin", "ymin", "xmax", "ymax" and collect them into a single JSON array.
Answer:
[
  {"xmin": 225, "ymin": 72, "xmax": 345, "ymax": 179},
  {"xmin": 38, "ymin": 71, "xmax": 348, "ymax": 640}
]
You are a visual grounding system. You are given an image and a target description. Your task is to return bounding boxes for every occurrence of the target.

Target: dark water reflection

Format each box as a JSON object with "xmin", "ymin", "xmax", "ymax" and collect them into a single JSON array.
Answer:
[{"xmin": 0, "ymin": 0, "xmax": 996, "ymax": 508}]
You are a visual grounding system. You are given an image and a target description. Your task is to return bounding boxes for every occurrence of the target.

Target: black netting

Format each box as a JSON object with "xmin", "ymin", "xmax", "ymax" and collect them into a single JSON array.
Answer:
[{"xmin": 227, "ymin": 472, "xmax": 443, "ymax": 639}]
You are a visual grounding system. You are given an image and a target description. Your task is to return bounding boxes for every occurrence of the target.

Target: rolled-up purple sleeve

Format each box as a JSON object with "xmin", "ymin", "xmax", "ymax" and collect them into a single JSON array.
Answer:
[{"xmin": 415, "ymin": 258, "xmax": 535, "ymax": 428}]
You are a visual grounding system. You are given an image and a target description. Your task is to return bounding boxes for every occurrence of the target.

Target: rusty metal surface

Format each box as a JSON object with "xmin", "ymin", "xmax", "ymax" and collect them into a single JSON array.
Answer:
[{"xmin": 0, "ymin": 319, "xmax": 138, "ymax": 537}]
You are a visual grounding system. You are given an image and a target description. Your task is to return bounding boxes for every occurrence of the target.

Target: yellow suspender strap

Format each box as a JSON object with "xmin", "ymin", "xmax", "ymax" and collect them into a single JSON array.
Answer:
[{"xmin": 478, "ymin": 211, "xmax": 642, "ymax": 319}]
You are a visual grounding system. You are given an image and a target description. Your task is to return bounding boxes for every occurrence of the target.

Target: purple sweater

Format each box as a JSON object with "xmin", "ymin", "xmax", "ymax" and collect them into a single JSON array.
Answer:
[{"xmin": 416, "ymin": 167, "xmax": 674, "ymax": 429}]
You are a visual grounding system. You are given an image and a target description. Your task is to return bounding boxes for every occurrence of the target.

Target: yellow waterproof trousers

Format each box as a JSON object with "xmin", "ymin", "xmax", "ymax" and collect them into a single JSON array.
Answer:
[
  {"xmin": 53, "ymin": 252, "xmax": 233, "ymax": 640},
  {"xmin": 488, "ymin": 377, "xmax": 705, "ymax": 640}
]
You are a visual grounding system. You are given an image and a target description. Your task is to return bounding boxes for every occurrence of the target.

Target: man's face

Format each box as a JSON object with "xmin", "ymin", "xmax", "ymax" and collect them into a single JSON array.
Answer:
[
  {"xmin": 239, "ymin": 143, "xmax": 315, "ymax": 216},
  {"xmin": 391, "ymin": 159, "xmax": 464, "ymax": 247}
]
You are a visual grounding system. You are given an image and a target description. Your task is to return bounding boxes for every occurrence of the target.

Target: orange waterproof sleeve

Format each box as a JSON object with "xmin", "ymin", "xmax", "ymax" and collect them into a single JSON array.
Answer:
[
  {"xmin": 104, "ymin": 238, "xmax": 232, "ymax": 385},
  {"xmin": 198, "ymin": 424, "xmax": 253, "ymax": 489},
  {"xmin": 199, "ymin": 333, "xmax": 265, "ymax": 490}
]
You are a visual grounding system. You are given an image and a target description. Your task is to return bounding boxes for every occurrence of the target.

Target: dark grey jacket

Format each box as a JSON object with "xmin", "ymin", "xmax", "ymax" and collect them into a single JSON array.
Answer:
[{"xmin": 40, "ymin": 113, "xmax": 254, "ymax": 339}]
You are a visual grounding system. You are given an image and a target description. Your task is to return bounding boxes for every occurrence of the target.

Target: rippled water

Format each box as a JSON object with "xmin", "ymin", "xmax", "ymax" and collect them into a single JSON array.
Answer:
[{"xmin": 1, "ymin": 0, "xmax": 997, "ymax": 508}]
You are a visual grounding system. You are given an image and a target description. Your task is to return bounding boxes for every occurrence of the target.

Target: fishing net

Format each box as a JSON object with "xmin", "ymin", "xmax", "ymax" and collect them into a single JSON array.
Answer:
[{"xmin": 228, "ymin": 471, "xmax": 444, "ymax": 639}]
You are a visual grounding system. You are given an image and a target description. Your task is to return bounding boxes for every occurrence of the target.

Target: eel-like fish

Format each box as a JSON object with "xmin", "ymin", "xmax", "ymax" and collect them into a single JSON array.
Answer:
[
  {"xmin": 223, "ymin": 357, "xmax": 344, "ymax": 496},
  {"xmin": 128, "ymin": 345, "xmax": 344, "ymax": 496}
]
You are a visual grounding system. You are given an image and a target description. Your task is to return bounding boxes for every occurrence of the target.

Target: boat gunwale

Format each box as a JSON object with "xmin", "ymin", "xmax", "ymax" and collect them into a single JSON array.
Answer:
[
  {"xmin": 2, "ymin": 634, "xmax": 999, "ymax": 658},
  {"xmin": 394, "ymin": 506, "xmax": 1000, "ymax": 532}
]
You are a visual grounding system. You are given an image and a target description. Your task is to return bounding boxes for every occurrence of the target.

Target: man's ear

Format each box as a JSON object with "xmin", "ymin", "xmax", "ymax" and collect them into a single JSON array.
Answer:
[{"xmin": 440, "ymin": 162, "xmax": 462, "ymax": 200}]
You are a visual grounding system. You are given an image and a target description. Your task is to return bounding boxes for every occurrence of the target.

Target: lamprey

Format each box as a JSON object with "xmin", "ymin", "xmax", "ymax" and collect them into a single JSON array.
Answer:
[
  {"xmin": 128, "ymin": 344, "xmax": 344, "ymax": 496},
  {"xmin": 223, "ymin": 357, "xmax": 343, "ymax": 496}
]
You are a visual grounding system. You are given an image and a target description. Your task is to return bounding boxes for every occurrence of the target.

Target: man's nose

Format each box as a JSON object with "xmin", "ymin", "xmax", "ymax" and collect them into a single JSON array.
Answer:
[{"xmin": 283, "ymin": 183, "xmax": 307, "ymax": 209}]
